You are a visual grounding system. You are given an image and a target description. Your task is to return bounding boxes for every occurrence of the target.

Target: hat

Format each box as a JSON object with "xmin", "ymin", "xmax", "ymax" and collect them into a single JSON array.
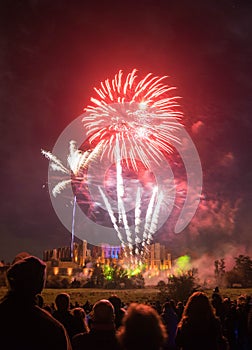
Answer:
[{"xmin": 7, "ymin": 255, "xmax": 46, "ymax": 296}]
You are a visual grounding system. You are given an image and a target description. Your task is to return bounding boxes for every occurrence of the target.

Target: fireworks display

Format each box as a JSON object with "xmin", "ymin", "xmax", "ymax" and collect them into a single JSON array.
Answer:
[
  {"xmin": 82, "ymin": 69, "xmax": 183, "ymax": 257},
  {"xmin": 43, "ymin": 69, "xmax": 188, "ymax": 262}
]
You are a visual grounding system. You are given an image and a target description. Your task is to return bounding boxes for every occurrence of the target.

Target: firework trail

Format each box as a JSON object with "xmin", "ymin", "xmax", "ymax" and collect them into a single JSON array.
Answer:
[
  {"xmin": 98, "ymin": 186, "xmax": 126, "ymax": 249},
  {"xmin": 134, "ymin": 186, "xmax": 142, "ymax": 255},
  {"xmin": 142, "ymin": 186, "xmax": 158, "ymax": 255},
  {"xmin": 71, "ymin": 195, "xmax": 77, "ymax": 259},
  {"xmin": 115, "ymin": 136, "xmax": 124, "ymax": 225},
  {"xmin": 115, "ymin": 135, "xmax": 134, "ymax": 256},
  {"xmin": 148, "ymin": 190, "xmax": 164, "ymax": 244}
]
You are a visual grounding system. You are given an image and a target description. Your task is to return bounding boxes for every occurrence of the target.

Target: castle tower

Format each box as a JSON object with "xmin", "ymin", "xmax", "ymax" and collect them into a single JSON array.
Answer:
[
  {"xmin": 167, "ymin": 253, "xmax": 172, "ymax": 269},
  {"xmin": 81, "ymin": 240, "xmax": 87, "ymax": 266},
  {"xmin": 52, "ymin": 248, "xmax": 57, "ymax": 260}
]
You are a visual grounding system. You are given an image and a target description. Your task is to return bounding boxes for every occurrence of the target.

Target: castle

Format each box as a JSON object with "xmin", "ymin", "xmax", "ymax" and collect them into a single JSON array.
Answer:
[{"xmin": 43, "ymin": 240, "xmax": 172, "ymax": 280}]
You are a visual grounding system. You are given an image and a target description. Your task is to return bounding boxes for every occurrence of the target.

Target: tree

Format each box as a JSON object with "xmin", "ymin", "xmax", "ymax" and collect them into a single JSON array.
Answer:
[
  {"xmin": 214, "ymin": 259, "xmax": 226, "ymax": 287},
  {"xmin": 234, "ymin": 255, "xmax": 252, "ymax": 287},
  {"xmin": 168, "ymin": 269, "xmax": 200, "ymax": 301},
  {"xmin": 220, "ymin": 259, "xmax": 226, "ymax": 276},
  {"xmin": 157, "ymin": 269, "xmax": 200, "ymax": 303},
  {"xmin": 214, "ymin": 260, "xmax": 220, "ymax": 284},
  {"xmin": 225, "ymin": 255, "xmax": 252, "ymax": 287},
  {"xmin": 225, "ymin": 270, "xmax": 241, "ymax": 288}
]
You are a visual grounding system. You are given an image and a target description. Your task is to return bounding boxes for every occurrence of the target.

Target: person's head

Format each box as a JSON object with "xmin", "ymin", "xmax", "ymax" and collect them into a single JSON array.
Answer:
[
  {"xmin": 73, "ymin": 307, "xmax": 89, "ymax": 332},
  {"xmin": 181, "ymin": 292, "xmax": 215, "ymax": 323},
  {"xmin": 55, "ymin": 293, "xmax": 70, "ymax": 312},
  {"xmin": 177, "ymin": 301, "xmax": 184, "ymax": 309},
  {"xmin": 91, "ymin": 299, "xmax": 115, "ymax": 328},
  {"xmin": 6, "ymin": 255, "xmax": 46, "ymax": 297},
  {"xmin": 117, "ymin": 303, "xmax": 167, "ymax": 350},
  {"xmin": 108, "ymin": 295, "xmax": 122, "ymax": 311},
  {"xmin": 162, "ymin": 301, "xmax": 175, "ymax": 314},
  {"xmin": 213, "ymin": 286, "xmax": 219, "ymax": 293},
  {"xmin": 237, "ymin": 295, "xmax": 246, "ymax": 307},
  {"xmin": 72, "ymin": 307, "xmax": 86, "ymax": 319},
  {"xmin": 36, "ymin": 294, "xmax": 44, "ymax": 308}
]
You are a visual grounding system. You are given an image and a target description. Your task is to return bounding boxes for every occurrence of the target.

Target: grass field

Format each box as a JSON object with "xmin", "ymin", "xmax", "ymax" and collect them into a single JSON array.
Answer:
[{"xmin": 1, "ymin": 287, "xmax": 251, "ymax": 306}]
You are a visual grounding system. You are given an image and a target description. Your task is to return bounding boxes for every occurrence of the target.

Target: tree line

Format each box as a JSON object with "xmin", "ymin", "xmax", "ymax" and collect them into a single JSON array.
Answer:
[{"xmin": 215, "ymin": 254, "xmax": 252, "ymax": 288}]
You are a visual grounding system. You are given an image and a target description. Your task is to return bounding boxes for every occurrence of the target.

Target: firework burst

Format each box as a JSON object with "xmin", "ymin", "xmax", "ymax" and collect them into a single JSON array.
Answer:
[
  {"xmin": 83, "ymin": 69, "xmax": 183, "ymax": 170},
  {"xmin": 42, "ymin": 141, "xmax": 101, "ymax": 197}
]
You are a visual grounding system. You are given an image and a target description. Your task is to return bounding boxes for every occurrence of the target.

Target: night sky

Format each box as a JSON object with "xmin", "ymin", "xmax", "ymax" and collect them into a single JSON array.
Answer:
[{"xmin": 1, "ymin": 0, "xmax": 252, "ymax": 266}]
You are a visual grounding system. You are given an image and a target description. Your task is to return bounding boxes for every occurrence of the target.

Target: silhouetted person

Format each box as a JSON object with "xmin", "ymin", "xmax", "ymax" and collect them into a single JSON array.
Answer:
[
  {"xmin": 72, "ymin": 307, "xmax": 89, "ymax": 335},
  {"xmin": 35, "ymin": 294, "xmax": 44, "ymax": 308},
  {"xmin": 0, "ymin": 254, "xmax": 71, "ymax": 350},
  {"xmin": 176, "ymin": 301, "xmax": 184, "ymax": 321},
  {"xmin": 108, "ymin": 295, "xmax": 126, "ymax": 329},
  {"xmin": 83, "ymin": 300, "xmax": 92, "ymax": 313},
  {"xmin": 116, "ymin": 303, "xmax": 167, "ymax": 350},
  {"xmin": 176, "ymin": 291, "xmax": 228, "ymax": 350},
  {"xmin": 236, "ymin": 295, "xmax": 250, "ymax": 350},
  {"xmin": 212, "ymin": 286, "xmax": 220, "ymax": 295},
  {"xmin": 248, "ymin": 299, "xmax": 252, "ymax": 349},
  {"xmin": 212, "ymin": 288, "xmax": 225, "ymax": 325},
  {"xmin": 222, "ymin": 298, "xmax": 237, "ymax": 350},
  {"xmin": 161, "ymin": 301, "xmax": 178, "ymax": 350},
  {"xmin": 72, "ymin": 299, "xmax": 120, "ymax": 350},
  {"xmin": 53, "ymin": 293, "xmax": 79, "ymax": 340}
]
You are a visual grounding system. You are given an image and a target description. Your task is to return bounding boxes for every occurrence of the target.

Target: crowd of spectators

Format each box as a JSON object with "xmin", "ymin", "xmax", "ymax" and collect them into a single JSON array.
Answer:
[{"xmin": 0, "ymin": 254, "xmax": 252, "ymax": 350}]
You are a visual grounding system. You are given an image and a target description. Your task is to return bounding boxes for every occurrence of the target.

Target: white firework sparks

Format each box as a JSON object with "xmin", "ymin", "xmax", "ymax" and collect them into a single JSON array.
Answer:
[{"xmin": 42, "ymin": 141, "xmax": 101, "ymax": 197}]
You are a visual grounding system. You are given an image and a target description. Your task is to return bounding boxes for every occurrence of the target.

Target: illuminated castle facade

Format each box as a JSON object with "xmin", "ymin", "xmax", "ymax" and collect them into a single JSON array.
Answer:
[{"xmin": 43, "ymin": 241, "xmax": 172, "ymax": 278}]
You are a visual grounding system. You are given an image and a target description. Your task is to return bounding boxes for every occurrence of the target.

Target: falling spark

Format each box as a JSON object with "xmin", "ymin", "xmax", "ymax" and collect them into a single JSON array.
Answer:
[{"xmin": 134, "ymin": 186, "xmax": 142, "ymax": 255}]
